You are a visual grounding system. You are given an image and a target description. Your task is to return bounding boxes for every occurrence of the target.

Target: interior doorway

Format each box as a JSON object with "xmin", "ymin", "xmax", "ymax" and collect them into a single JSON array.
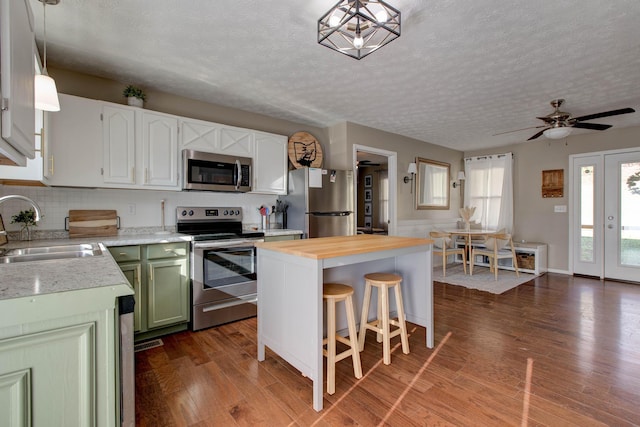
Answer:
[
  {"xmin": 570, "ymin": 148, "xmax": 640, "ymax": 282},
  {"xmin": 353, "ymin": 145, "xmax": 397, "ymax": 236}
]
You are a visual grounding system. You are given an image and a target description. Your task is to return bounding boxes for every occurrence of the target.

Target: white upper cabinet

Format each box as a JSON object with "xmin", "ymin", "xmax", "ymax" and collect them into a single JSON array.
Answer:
[
  {"xmin": 102, "ymin": 105, "xmax": 135, "ymax": 185},
  {"xmin": 0, "ymin": 0, "xmax": 35, "ymax": 165},
  {"xmin": 180, "ymin": 117, "xmax": 220, "ymax": 153},
  {"xmin": 179, "ymin": 118, "xmax": 254, "ymax": 158},
  {"xmin": 45, "ymin": 94, "xmax": 103, "ymax": 187},
  {"xmin": 141, "ymin": 111, "xmax": 178, "ymax": 188},
  {"xmin": 0, "ymin": 107, "xmax": 42, "ymax": 182},
  {"xmin": 42, "ymin": 94, "xmax": 287, "ymax": 192},
  {"xmin": 252, "ymin": 131, "xmax": 288, "ymax": 195},
  {"xmin": 103, "ymin": 105, "xmax": 179, "ymax": 190},
  {"xmin": 219, "ymin": 126, "xmax": 254, "ymax": 157}
]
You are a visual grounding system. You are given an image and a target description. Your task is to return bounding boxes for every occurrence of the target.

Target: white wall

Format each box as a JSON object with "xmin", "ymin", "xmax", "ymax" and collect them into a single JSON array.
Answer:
[{"xmin": 0, "ymin": 185, "xmax": 278, "ymax": 232}]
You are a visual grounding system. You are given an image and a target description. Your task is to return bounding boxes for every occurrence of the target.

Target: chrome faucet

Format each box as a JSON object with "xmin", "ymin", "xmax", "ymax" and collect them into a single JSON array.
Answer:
[{"xmin": 0, "ymin": 195, "xmax": 43, "ymax": 239}]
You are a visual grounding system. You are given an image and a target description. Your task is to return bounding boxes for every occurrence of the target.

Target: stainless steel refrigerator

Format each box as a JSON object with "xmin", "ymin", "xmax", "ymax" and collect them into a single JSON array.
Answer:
[{"xmin": 281, "ymin": 168, "xmax": 355, "ymax": 238}]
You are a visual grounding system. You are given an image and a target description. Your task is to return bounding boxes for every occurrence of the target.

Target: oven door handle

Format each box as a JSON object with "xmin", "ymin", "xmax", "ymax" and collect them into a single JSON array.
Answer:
[
  {"xmin": 193, "ymin": 239, "xmax": 264, "ymax": 250},
  {"xmin": 235, "ymin": 160, "xmax": 241, "ymax": 190}
]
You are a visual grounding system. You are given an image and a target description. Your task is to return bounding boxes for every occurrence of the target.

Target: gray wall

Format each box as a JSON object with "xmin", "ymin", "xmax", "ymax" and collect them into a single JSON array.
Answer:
[{"xmin": 329, "ymin": 122, "xmax": 464, "ymax": 221}]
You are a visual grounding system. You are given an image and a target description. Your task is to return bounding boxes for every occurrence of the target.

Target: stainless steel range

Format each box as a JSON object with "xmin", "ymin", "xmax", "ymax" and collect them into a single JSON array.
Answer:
[{"xmin": 176, "ymin": 206, "xmax": 264, "ymax": 331}]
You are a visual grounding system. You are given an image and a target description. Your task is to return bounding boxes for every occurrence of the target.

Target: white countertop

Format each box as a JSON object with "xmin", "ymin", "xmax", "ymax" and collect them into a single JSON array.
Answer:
[
  {"xmin": 0, "ymin": 233, "xmax": 192, "ymax": 302},
  {"xmin": 0, "ymin": 243, "xmax": 131, "ymax": 301}
]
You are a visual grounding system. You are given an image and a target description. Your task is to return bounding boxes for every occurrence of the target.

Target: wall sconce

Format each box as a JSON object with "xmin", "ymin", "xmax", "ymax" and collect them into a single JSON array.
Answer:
[
  {"xmin": 452, "ymin": 171, "xmax": 465, "ymax": 188},
  {"xmin": 404, "ymin": 162, "xmax": 417, "ymax": 193}
]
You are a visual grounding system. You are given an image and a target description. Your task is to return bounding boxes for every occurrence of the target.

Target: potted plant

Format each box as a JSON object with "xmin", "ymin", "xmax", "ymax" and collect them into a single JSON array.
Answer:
[
  {"xmin": 11, "ymin": 209, "xmax": 37, "ymax": 241},
  {"xmin": 123, "ymin": 85, "xmax": 146, "ymax": 107}
]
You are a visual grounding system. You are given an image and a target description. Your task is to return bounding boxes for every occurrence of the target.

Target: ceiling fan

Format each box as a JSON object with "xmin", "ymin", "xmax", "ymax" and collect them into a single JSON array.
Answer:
[{"xmin": 498, "ymin": 99, "xmax": 635, "ymax": 141}]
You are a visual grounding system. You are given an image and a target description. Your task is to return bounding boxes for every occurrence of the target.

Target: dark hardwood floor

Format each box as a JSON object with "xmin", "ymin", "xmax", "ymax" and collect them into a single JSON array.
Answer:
[{"xmin": 135, "ymin": 273, "xmax": 640, "ymax": 426}]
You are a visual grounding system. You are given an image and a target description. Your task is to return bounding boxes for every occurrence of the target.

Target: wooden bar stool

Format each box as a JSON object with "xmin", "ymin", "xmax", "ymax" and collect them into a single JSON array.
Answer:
[
  {"xmin": 323, "ymin": 283, "xmax": 363, "ymax": 395},
  {"xmin": 358, "ymin": 272, "xmax": 410, "ymax": 365}
]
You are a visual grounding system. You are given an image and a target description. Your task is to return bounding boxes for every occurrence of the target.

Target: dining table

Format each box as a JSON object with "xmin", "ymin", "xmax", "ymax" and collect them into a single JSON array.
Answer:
[
  {"xmin": 445, "ymin": 228, "xmax": 498, "ymax": 247},
  {"xmin": 444, "ymin": 228, "xmax": 497, "ymax": 264}
]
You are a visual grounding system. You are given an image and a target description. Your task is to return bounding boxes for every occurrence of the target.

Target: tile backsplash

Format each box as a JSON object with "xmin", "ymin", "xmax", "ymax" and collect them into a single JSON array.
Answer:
[{"xmin": 0, "ymin": 185, "xmax": 277, "ymax": 233}]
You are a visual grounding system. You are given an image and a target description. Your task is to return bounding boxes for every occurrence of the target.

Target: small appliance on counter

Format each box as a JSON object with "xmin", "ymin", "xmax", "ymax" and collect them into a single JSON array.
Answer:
[{"xmin": 176, "ymin": 206, "xmax": 264, "ymax": 331}]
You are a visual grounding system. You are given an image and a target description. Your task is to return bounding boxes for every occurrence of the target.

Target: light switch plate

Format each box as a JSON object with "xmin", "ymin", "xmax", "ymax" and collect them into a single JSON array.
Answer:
[{"xmin": 554, "ymin": 205, "xmax": 567, "ymax": 213}]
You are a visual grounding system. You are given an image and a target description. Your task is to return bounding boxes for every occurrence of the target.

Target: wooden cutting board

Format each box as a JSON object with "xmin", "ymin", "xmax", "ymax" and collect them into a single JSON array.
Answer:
[{"xmin": 68, "ymin": 210, "xmax": 118, "ymax": 238}]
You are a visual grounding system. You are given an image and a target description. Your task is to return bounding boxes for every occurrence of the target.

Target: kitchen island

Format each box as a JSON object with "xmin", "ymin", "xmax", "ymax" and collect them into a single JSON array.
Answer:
[{"xmin": 255, "ymin": 234, "xmax": 433, "ymax": 411}]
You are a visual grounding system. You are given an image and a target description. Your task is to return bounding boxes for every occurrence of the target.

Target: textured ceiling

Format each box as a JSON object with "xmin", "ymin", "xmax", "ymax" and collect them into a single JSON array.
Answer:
[{"xmin": 31, "ymin": 0, "xmax": 640, "ymax": 151}]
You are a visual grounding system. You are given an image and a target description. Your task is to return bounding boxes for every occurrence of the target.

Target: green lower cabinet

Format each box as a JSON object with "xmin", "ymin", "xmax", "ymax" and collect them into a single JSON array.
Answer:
[
  {"xmin": 109, "ymin": 242, "xmax": 189, "ymax": 341},
  {"xmin": 0, "ymin": 285, "xmax": 131, "ymax": 427},
  {"xmin": 147, "ymin": 258, "xmax": 189, "ymax": 329},
  {"xmin": 0, "ymin": 323, "xmax": 95, "ymax": 426}
]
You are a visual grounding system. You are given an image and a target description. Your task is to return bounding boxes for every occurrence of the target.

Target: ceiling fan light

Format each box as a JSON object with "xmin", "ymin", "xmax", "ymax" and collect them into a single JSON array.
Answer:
[
  {"xmin": 543, "ymin": 127, "xmax": 572, "ymax": 139},
  {"xmin": 34, "ymin": 73, "xmax": 60, "ymax": 111}
]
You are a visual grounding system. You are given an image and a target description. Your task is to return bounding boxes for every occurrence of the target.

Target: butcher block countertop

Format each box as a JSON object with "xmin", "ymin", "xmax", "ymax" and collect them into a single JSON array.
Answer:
[{"xmin": 255, "ymin": 234, "xmax": 433, "ymax": 259}]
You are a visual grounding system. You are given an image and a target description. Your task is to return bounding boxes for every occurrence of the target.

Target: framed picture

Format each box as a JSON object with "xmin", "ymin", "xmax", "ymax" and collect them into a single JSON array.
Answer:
[
  {"xmin": 364, "ymin": 189, "xmax": 373, "ymax": 202},
  {"xmin": 364, "ymin": 174, "xmax": 372, "ymax": 188},
  {"xmin": 364, "ymin": 216, "xmax": 372, "ymax": 228},
  {"xmin": 364, "ymin": 202, "xmax": 372, "ymax": 215},
  {"xmin": 541, "ymin": 169, "xmax": 564, "ymax": 198}
]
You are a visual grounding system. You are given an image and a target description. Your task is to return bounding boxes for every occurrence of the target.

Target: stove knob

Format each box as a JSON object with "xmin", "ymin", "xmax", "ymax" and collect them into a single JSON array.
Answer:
[
  {"xmin": 235, "ymin": 209, "xmax": 240, "ymax": 215},
  {"xmin": 181, "ymin": 210, "xmax": 187, "ymax": 217},
  {"xmin": 188, "ymin": 210, "xmax": 194, "ymax": 216},
  {"xmin": 224, "ymin": 210, "xmax": 229, "ymax": 216}
]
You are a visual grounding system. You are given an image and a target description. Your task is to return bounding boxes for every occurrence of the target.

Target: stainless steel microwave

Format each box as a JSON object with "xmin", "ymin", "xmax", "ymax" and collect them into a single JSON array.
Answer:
[{"xmin": 182, "ymin": 149, "xmax": 252, "ymax": 192}]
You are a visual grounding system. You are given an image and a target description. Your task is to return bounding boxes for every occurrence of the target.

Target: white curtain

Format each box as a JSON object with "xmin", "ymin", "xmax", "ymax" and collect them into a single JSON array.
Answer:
[{"xmin": 464, "ymin": 153, "xmax": 514, "ymax": 232}]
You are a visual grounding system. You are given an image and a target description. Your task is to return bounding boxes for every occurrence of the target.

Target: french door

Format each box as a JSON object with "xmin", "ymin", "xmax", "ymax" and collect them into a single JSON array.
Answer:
[{"xmin": 571, "ymin": 149, "xmax": 640, "ymax": 282}]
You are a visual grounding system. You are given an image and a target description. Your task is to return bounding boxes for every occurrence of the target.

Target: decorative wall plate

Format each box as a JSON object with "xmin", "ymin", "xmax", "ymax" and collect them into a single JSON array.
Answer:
[{"xmin": 288, "ymin": 131, "xmax": 323, "ymax": 169}]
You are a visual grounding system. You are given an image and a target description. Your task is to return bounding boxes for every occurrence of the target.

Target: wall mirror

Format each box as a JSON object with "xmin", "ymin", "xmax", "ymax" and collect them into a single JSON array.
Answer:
[{"xmin": 415, "ymin": 157, "xmax": 450, "ymax": 210}]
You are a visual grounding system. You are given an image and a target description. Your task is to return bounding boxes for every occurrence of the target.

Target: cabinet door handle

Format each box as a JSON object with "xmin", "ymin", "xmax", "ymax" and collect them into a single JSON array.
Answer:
[
  {"xmin": 145, "ymin": 168, "xmax": 148, "ymax": 184},
  {"xmin": 131, "ymin": 167, "xmax": 135, "ymax": 183}
]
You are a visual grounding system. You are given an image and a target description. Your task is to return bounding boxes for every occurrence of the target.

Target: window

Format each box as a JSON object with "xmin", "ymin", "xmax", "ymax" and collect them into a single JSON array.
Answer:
[{"xmin": 464, "ymin": 153, "xmax": 513, "ymax": 232}]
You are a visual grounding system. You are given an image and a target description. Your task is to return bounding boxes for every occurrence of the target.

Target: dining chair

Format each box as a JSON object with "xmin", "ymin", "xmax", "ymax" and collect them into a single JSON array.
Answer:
[
  {"xmin": 430, "ymin": 231, "xmax": 467, "ymax": 277},
  {"xmin": 470, "ymin": 230, "xmax": 519, "ymax": 280}
]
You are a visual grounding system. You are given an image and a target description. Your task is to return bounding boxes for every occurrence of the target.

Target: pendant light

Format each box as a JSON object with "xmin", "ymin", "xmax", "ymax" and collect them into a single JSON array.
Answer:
[
  {"xmin": 318, "ymin": 0, "xmax": 401, "ymax": 60},
  {"xmin": 34, "ymin": 0, "xmax": 60, "ymax": 112}
]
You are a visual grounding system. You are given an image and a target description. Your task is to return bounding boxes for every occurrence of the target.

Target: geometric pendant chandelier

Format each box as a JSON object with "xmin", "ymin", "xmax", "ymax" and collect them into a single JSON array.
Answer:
[{"xmin": 318, "ymin": 0, "xmax": 401, "ymax": 60}]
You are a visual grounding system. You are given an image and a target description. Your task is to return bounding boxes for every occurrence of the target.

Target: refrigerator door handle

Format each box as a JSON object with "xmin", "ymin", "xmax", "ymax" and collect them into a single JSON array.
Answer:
[{"xmin": 307, "ymin": 211, "xmax": 352, "ymax": 216}]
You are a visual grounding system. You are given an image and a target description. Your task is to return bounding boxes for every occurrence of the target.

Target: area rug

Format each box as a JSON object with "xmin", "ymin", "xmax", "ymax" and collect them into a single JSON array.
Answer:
[{"xmin": 432, "ymin": 264, "xmax": 537, "ymax": 294}]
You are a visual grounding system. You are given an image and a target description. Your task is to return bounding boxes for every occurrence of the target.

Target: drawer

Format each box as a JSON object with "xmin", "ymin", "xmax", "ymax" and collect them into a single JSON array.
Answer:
[
  {"xmin": 108, "ymin": 245, "xmax": 141, "ymax": 262},
  {"xmin": 146, "ymin": 242, "xmax": 188, "ymax": 260}
]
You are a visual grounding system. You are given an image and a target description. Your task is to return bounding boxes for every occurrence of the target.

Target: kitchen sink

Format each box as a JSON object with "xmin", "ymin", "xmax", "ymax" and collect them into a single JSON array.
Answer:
[{"xmin": 0, "ymin": 243, "xmax": 104, "ymax": 263}]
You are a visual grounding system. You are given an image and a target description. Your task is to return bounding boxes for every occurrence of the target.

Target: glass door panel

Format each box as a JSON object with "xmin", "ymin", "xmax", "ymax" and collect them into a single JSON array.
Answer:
[
  {"xmin": 572, "ymin": 156, "xmax": 602, "ymax": 277},
  {"xmin": 619, "ymin": 161, "xmax": 640, "ymax": 266},
  {"xmin": 580, "ymin": 165, "xmax": 595, "ymax": 262},
  {"xmin": 604, "ymin": 152, "xmax": 640, "ymax": 281}
]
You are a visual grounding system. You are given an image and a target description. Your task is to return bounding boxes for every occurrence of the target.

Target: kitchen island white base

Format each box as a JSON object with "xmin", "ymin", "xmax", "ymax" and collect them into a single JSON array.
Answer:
[{"xmin": 256, "ymin": 235, "xmax": 433, "ymax": 411}]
